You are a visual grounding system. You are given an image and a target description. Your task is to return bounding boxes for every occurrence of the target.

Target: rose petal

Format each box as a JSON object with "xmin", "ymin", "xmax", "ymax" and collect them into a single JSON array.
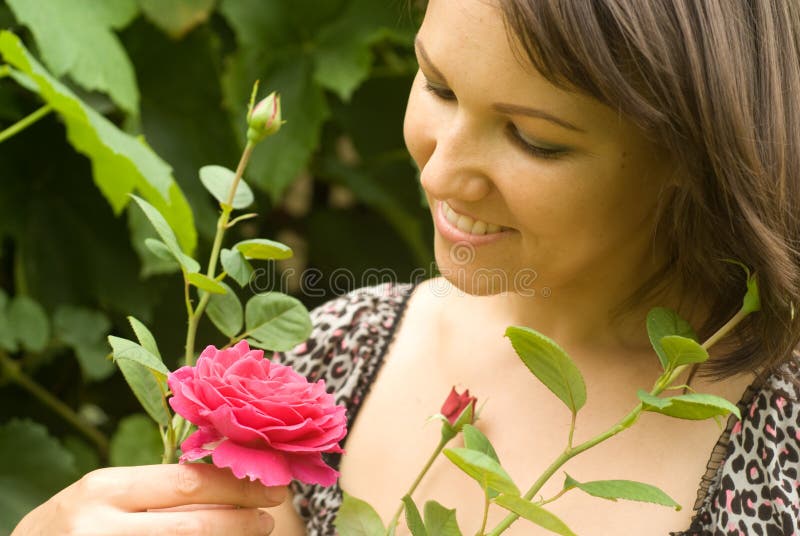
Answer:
[
  {"xmin": 211, "ymin": 440, "xmax": 293, "ymax": 487},
  {"xmin": 286, "ymin": 452, "xmax": 340, "ymax": 486},
  {"xmin": 179, "ymin": 427, "xmax": 222, "ymax": 462}
]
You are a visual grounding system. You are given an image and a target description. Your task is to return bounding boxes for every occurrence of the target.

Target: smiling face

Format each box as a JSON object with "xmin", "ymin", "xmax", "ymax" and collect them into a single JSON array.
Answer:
[{"xmin": 404, "ymin": 0, "xmax": 674, "ymax": 300}]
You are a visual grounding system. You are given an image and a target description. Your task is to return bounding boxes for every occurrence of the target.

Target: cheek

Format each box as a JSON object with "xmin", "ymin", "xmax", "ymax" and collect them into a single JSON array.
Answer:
[{"xmin": 403, "ymin": 76, "xmax": 435, "ymax": 169}]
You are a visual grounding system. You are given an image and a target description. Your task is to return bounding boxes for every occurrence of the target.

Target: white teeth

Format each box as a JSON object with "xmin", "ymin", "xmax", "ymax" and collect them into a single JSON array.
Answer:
[{"xmin": 442, "ymin": 201, "xmax": 503, "ymax": 235}]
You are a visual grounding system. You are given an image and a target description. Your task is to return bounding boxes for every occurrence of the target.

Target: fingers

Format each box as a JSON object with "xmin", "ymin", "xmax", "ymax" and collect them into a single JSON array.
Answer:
[
  {"xmin": 77, "ymin": 464, "xmax": 287, "ymax": 512},
  {"xmin": 114, "ymin": 508, "xmax": 274, "ymax": 536}
]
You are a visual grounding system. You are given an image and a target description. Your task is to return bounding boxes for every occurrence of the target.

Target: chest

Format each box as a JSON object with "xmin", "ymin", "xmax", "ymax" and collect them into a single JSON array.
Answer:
[{"xmin": 337, "ymin": 315, "xmax": 728, "ymax": 535}]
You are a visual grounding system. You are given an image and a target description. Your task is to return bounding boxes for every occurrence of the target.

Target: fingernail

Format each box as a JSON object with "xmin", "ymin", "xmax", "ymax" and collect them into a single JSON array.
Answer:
[{"xmin": 258, "ymin": 510, "xmax": 275, "ymax": 534}]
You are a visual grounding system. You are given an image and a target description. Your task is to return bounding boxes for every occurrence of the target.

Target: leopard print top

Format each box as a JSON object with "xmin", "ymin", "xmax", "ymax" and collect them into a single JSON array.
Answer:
[{"xmin": 275, "ymin": 283, "xmax": 800, "ymax": 535}]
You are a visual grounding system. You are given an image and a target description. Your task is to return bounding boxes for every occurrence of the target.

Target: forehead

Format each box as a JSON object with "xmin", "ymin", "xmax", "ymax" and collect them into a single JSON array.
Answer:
[{"xmin": 417, "ymin": 0, "xmax": 625, "ymax": 136}]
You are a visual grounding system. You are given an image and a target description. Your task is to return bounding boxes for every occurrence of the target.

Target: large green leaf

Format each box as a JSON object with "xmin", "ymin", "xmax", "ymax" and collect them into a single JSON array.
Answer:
[
  {"xmin": 659, "ymin": 335, "xmax": 708, "ymax": 369},
  {"xmin": 638, "ymin": 391, "xmax": 741, "ymax": 421},
  {"xmin": 244, "ymin": 293, "xmax": 311, "ymax": 351},
  {"xmin": 206, "ymin": 282, "xmax": 244, "ymax": 338},
  {"xmin": 137, "ymin": 0, "xmax": 214, "ymax": 38},
  {"xmin": 0, "ymin": 420, "xmax": 79, "ymax": 534},
  {"xmin": 504, "ymin": 326, "xmax": 586, "ymax": 413},
  {"xmin": 108, "ymin": 335, "xmax": 169, "ymax": 376},
  {"xmin": 54, "ymin": 306, "xmax": 114, "ymax": 381},
  {"xmin": 0, "ymin": 31, "xmax": 197, "ymax": 257},
  {"xmin": 646, "ymin": 308, "xmax": 697, "ymax": 370},
  {"xmin": 235, "ymin": 238, "xmax": 293, "ymax": 260},
  {"xmin": 563, "ymin": 474, "xmax": 680, "ymax": 510},
  {"xmin": 117, "ymin": 359, "xmax": 170, "ymax": 426},
  {"xmin": 334, "ymin": 492, "xmax": 385, "ymax": 536},
  {"xmin": 423, "ymin": 501, "xmax": 462, "ymax": 536},
  {"xmin": 442, "ymin": 448, "xmax": 520, "ymax": 496},
  {"xmin": 493, "ymin": 494, "xmax": 576, "ymax": 536},
  {"xmin": 130, "ymin": 195, "xmax": 199, "ymax": 274},
  {"xmin": 199, "ymin": 165, "xmax": 254, "ymax": 210},
  {"xmin": 6, "ymin": 0, "xmax": 140, "ymax": 114},
  {"xmin": 127, "ymin": 316, "xmax": 161, "ymax": 359},
  {"xmin": 187, "ymin": 272, "xmax": 227, "ymax": 294},
  {"xmin": 7, "ymin": 295, "xmax": 49, "ymax": 353},
  {"xmin": 221, "ymin": 247, "xmax": 255, "ymax": 287},
  {"xmin": 110, "ymin": 414, "xmax": 163, "ymax": 466}
]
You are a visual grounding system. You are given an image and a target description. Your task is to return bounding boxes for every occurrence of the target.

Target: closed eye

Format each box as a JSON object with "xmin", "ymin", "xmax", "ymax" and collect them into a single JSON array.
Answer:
[{"xmin": 424, "ymin": 80, "xmax": 456, "ymax": 101}]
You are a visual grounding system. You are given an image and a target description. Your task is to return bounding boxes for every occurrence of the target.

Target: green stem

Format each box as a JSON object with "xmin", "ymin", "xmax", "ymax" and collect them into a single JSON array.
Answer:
[
  {"xmin": 0, "ymin": 352, "xmax": 109, "ymax": 458},
  {"xmin": 477, "ymin": 494, "xmax": 490, "ymax": 536},
  {"xmin": 0, "ymin": 105, "xmax": 53, "ymax": 144},
  {"xmin": 182, "ymin": 142, "xmax": 255, "ymax": 367},
  {"xmin": 388, "ymin": 435, "xmax": 450, "ymax": 533}
]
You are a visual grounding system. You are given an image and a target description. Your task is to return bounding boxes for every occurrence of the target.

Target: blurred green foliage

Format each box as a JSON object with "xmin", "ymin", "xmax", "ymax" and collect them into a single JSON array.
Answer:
[{"xmin": 0, "ymin": 0, "xmax": 430, "ymax": 527}]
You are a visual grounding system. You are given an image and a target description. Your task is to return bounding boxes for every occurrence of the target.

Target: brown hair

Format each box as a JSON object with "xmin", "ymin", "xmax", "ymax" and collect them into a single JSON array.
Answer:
[{"xmin": 500, "ymin": 0, "xmax": 800, "ymax": 379}]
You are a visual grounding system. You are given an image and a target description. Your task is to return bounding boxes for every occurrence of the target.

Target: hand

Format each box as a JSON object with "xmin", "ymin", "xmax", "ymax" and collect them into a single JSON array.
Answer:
[{"xmin": 12, "ymin": 463, "xmax": 286, "ymax": 535}]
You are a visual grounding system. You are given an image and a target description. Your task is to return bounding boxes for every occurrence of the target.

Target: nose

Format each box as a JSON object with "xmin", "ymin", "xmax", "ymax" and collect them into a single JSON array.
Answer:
[{"xmin": 418, "ymin": 112, "xmax": 492, "ymax": 203}]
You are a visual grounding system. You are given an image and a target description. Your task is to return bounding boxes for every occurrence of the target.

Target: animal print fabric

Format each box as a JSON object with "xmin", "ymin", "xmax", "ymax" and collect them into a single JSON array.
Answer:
[{"xmin": 275, "ymin": 283, "xmax": 800, "ymax": 535}]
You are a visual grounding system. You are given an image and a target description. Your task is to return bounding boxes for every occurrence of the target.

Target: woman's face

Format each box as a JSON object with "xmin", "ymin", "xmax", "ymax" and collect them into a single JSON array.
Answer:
[{"xmin": 404, "ymin": 0, "xmax": 673, "ymax": 298}]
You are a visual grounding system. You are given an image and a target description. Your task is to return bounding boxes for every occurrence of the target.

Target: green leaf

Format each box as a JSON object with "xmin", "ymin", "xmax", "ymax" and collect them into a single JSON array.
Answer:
[
  {"xmin": 723, "ymin": 260, "xmax": 761, "ymax": 314},
  {"xmin": 117, "ymin": 359, "xmax": 170, "ymax": 426},
  {"xmin": 563, "ymin": 474, "xmax": 681, "ymax": 510},
  {"xmin": 334, "ymin": 492, "xmax": 385, "ymax": 536},
  {"xmin": 130, "ymin": 195, "xmax": 199, "ymax": 274},
  {"xmin": 0, "ymin": 289, "xmax": 18, "ymax": 352},
  {"xmin": 646, "ymin": 308, "xmax": 697, "ymax": 370},
  {"xmin": 8, "ymin": 295, "xmax": 50, "ymax": 352},
  {"xmin": 443, "ymin": 448, "xmax": 520, "ymax": 496},
  {"xmin": 110, "ymin": 414, "xmax": 163, "ymax": 466},
  {"xmin": 638, "ymin": 391, "xmax": 741, "ymax": 421},
  {"xmin": 493, "ymin": 494, "xmax": 576, "ymax": 536},
  {"xmin": 54, "ymin": 306, "xmax": 114, "ymax": 381},
  {"xmin": 62, "ymin": 436, "xmax": 101, "ymax": 475},
  {"xmin": 504, "ymin": 326, "xmax": 586, "ymax": 413},
  {"xmin": 207, "ymin": 281, "xmax": 243, "ymax": 338},
  {"xmin": 659, "ymin": 335, "xmax": 709, "ymax": 368},
  {"xmin": 137, "ymin": 0, "xmax": 214, "ymax": 39},
  {"xmin": 199, "ymin": 165, "xmax": 254, "ymax": 210},
  {"xmin": 6, "ymin": 0, "xmax": 140, "ymax": 114},
  {"xmin": 187, "ymin": 272, "xmax": 227, "ymax": 294},
  {"xmin": 144, "ymin": 237, "xmax": 176, "ymax": 262},
  {"xmin": 127, "ymin": 316, "xmax": 161, "ymax": 359},
  {"xmin": 463, "ymin": 424, "xmax": 500, "ymax": 463},
  {"xmin": 0, "ymin": 419, "xmax": 79, "ymax": 534},
  {"xmin": 0, "ymin": 31, "xmax": 197, "ymax": 256},
  {"xmin": 108, "ymin": 335, "xmax": 169, "ymax": 376},
  {"xmin": 235, "ymin": 238, "xmax": 293, "ymax": 260},
  {"xmin": 423, "ymin": 501, "xmax": 463, "ymax": 536},
  {"xmin": 402, "ymin": 496, "xmax": 428, "ymax": 536},
  {"xmin": 221, "ymin": 247, "xmax": 254, "ymax": 287},
  {"xmin": 245, "ymin": 293, "xmax": 311, "ymax": 352},
  {"xmin": 313, "ymin": 0, "xmax": 415, "ymax": 100}
]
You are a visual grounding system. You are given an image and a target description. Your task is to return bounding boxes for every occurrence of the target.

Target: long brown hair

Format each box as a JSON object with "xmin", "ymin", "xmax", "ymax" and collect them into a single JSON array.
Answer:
[{"xmin": 500, "ymin": 0, "xmax": 800, "ymax": 379}]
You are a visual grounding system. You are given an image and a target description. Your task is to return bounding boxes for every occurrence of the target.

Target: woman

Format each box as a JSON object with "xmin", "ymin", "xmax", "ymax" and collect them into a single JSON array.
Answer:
[{"xmin": 13, "ymin": 0, "xmax": 800, "ymax": 534}]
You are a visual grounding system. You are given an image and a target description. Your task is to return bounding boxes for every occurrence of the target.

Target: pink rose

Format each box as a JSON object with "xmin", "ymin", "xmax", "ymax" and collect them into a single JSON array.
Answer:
[{"xmin": 168, "ymin": 341, "xmax": 347, "ymax": 487}]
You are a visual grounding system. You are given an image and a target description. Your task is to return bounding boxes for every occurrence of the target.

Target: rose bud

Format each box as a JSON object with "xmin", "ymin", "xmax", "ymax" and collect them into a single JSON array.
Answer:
[
  {"xmin": 438, "ymin": 387, "xmax": 477, "ymax": 440},
  {"xmin": 247, "ymin": 91, "xmax": 283, "ymax": 144}
]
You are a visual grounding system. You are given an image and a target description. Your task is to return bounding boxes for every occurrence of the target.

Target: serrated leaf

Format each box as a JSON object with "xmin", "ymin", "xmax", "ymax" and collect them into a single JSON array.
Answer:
[
  {"xmin": 646, "ymin": 308, "xmax": 697, "ymax": 370},
  {"xmin": 659, "ymin": 335, "xmax": 708, "ymax": 368},
  {"xmin": 443, "ymin": 448, "xmax": 520, "ymax": 496},
  {"xmin": 6, "ymin": 0, "xmax": 140, "ymax": 114},
  {"xmin": 127, "ymin": 316, "xmax": 161, "ymax": 359},
  {"xmin": 0, "ymin": 32, "xmax": 196, "ymax": 256},
  {"xmin": 493, "ymin": 494, "xmax": 576, "ymax": 536},
  {"xmin": 110, "ymin": 414, "xmax": 163, "ymax": 466},
  {"xmin": 235, "ymin": 238, "xmax": 293, "ymax": 260},
  {"xmin": 221, "ymin": 247, "xmax": 254, "ymax": 287},
  {"xmin": 138, "ymin": 0, "xmax": 214, "ymax": 39},
  {"xmin": 206, "ymin": 281, "xmax": 243, "ymax": 338},
  {"xmin": 423, "ymin": 501, "xmax": 463, "ymax": 536},
  {"xmin": 117, "ymin": 359, "xmax": 170, "ymax": 426},
  {"xmin": 245, "ymin": 293, "xmax": 311, "ymax": 351},
  {"xmin": 638, "ymin": 390, "xmax": 741, "ymax": 421},
  {"xmin": 8, "ymin": 295, "xmax": 49, "ymax": 352},
  {"xmin": 199, "ymin": 165, "xmax": 254, "ymax": 209},
  {"xmin": 334, "ymin": 492, "xmax": 385, "ymax": 536},
  {"xmin": 504, "ymin": 326, "xmax": 586, "ymax": 413},
  {"xmin": 187, "ymin": 272, "xmax": 226, "ymax": 294},
  {"xmin": 0, "ymin": 419, "xmax": 79, "ymax": 534},
  {"xmin": 108, "ymin": 335, "xmax": 169, "ymax": 376},
  {"xmin": 402, "ymin": 496, "xmax": 427, "ymax": 536},
  {"xmin": 563, "ymin": 473, "xmax": 681, "ymax": 510}
]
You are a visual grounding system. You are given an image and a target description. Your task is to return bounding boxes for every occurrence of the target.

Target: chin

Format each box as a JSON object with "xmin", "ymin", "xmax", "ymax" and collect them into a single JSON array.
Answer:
[{"xmin": 433, "ymin": 248, "xmax": 509, "ymax": 297}]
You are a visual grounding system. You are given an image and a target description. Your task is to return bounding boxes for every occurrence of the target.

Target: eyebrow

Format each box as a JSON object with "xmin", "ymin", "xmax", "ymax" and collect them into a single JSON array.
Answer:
[{"xmin": 414, "ymin": 36, "xmax": 585, "ymax": 134}]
